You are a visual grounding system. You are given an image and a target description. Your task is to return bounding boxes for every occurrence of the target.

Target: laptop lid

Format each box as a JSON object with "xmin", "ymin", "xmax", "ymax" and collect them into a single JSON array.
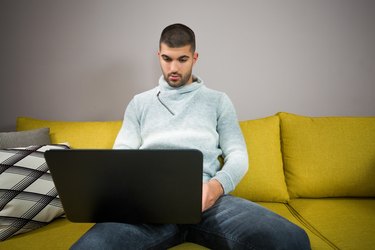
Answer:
[{"xmin": 44, "ymin": 149, "xmax": 203, "ymax": 224}]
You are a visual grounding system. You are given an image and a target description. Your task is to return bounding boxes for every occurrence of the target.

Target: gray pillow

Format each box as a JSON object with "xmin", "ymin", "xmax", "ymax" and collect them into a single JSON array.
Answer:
[{"xmin": 0, "ymin": 128, "xmax": 51, "ymax": 149}]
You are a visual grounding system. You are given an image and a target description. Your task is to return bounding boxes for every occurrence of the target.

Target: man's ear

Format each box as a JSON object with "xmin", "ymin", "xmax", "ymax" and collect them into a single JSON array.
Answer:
[{"xmin": 193, "ymin": 52, "xmax": 199, "ymax": 64}]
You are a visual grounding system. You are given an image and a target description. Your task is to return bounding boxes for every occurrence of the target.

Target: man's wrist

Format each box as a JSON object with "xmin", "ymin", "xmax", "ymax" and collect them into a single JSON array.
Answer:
[{"xmin": 209, "ymin": 179, "xmax": 224, "ymax": 196}]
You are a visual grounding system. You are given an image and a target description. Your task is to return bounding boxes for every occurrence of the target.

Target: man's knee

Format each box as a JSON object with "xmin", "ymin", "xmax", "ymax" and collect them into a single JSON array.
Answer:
[{"xmin": 253, "ymin": 221, "xmax": 311, "ymax": 250}]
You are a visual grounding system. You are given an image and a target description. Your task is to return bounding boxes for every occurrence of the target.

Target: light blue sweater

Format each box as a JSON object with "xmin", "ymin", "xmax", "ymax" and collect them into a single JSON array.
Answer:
[{"xmin": 113, "ymin": 76, "xmax": 248, "ymax": 193}]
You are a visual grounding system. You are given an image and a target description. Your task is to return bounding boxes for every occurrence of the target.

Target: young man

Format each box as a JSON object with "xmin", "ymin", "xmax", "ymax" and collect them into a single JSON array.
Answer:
[{"xmin": 71, "ymin": 24, "xmax": 310, "ymax": 249}]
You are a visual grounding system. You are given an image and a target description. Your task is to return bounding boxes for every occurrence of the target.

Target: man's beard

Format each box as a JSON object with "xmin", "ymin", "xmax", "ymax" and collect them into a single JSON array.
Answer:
[{"xmin": 163, "ymin": 69, "xmax": 192, "ymax": 88}]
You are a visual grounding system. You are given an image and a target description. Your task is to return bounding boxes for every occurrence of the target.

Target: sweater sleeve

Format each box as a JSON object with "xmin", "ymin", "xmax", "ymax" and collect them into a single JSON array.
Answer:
[
  {"xmin": 113, "ymin": 98, "xmax": 142, "ymax": 149},
  {"xmin": 212, "ymin": 94, "xmax": 249, "ymax": 194}
]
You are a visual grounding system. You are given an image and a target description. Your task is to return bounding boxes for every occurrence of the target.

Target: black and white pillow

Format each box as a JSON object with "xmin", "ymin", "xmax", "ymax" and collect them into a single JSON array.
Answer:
[{"xmin": 0, "ymin": 144, "xmax": 69, "ymax": 241}]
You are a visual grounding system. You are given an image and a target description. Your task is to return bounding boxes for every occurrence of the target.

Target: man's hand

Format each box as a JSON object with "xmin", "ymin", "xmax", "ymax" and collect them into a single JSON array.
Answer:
[{"xmin": 202, "ymin": 179, "xmax": 224, "ymax": 212}]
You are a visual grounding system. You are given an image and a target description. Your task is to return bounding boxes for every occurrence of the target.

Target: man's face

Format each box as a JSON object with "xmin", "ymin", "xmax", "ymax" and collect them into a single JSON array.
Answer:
[{"xmin": 158, "ymin": 43, "xmax": 198, "ymax": 88}]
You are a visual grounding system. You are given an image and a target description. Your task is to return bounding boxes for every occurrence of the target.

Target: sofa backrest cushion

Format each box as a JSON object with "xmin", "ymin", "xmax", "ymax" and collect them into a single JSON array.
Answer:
[
  {"xmin": 232, "ymin": 115, "xmax": 290, "ymax": 202},
  {"xmin": 16, "ymin": 117, "xmax": 122, "ymax": 149},
  {"xmin": 279, "ymin": 112, "xmax": 375, "ymax": 198}
]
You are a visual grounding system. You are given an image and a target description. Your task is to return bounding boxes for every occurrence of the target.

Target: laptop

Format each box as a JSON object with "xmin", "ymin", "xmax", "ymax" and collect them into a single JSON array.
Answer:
[{"xmin": 44, "ymin": 149, "xmax": 203, "ymax": 224}]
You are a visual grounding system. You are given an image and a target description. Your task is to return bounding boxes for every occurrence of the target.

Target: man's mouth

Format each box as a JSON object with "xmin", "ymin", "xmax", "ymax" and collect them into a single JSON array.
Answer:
[{"xmin": 169, "ymin": 74, "xmax": 181, "ymax": 82}]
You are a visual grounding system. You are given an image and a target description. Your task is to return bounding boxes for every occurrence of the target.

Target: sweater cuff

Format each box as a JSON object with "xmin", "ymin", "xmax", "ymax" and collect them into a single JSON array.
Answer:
[{"xmin": 212, "ymin": 171, "xmax": 235, "ymax": 194}]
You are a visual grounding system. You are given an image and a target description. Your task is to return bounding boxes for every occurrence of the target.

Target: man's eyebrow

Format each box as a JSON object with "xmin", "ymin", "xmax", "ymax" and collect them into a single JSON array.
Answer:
[{"xmin": 160, "ymin": 54, "xmax": 190, "ymax": 59}]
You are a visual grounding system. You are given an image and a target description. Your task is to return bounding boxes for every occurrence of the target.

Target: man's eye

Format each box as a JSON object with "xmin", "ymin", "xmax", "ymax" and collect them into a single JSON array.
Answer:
[
  {"xmin": 162, "ymin": 56, "xmax": 171, "ymax": 62},
  {"xmin": 179, "ymin": 58, "xmax": 188, "ymax": 63}
]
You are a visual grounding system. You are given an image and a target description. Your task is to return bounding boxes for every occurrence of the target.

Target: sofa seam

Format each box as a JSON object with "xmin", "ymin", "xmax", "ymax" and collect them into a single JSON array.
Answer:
[
  {"xmin": 277, "ymin": 113, "xmax": 294, "ymax": 200},
  {"xmin": 284, "ymin": 203, "xmax": 339, "ymax": 250}
]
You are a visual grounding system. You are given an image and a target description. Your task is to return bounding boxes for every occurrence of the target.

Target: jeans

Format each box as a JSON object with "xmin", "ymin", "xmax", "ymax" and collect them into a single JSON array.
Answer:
[{"xmin": 71, "ymin": 195, "xmax": 311, "ymax": 250}]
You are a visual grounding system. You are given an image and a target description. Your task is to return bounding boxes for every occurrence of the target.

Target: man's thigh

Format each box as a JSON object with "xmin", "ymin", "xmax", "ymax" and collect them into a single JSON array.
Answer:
[
  {"xmin": 71, "ymin": 222, "xmax": 184, "ymax": 250},
  {"xmin": 186, "ymin": 195, "xmax": 310, "ymax": 250}
]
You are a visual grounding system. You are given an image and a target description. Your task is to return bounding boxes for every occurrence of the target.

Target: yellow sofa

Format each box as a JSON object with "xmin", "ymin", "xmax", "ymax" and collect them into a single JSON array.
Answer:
[{"xmin": 1, "ymin": 112, "xmax": 374, "ymax": 250}]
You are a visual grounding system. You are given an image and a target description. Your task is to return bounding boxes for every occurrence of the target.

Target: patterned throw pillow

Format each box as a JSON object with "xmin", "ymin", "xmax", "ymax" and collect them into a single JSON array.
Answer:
[{"xmin": 0, "ymin": 144, "xmax": 69, "ymax": 241}]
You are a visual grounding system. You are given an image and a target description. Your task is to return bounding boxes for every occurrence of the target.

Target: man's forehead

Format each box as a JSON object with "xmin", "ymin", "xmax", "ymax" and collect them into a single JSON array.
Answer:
[{"xmin": 159, "ymin": 43, "xmax": 193, "ymax": 57}]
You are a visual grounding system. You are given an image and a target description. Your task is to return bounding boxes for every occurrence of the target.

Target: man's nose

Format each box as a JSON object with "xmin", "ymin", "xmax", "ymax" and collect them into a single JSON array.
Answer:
[{"xmin": 170, "ymin": 61, "xmax": 179, "ymax": 72}]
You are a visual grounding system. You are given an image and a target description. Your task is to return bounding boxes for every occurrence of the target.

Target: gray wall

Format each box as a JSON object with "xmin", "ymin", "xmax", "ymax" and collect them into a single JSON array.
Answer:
[{"xmin": 1, "ymin": 0, "xmax": 375, "ymax": 131}]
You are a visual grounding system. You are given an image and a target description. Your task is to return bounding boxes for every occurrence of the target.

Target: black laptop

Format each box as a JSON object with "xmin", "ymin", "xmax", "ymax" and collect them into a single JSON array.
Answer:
[{"xmin": 44, "ymin": 149, "xmax": 203, "ymax": 224}]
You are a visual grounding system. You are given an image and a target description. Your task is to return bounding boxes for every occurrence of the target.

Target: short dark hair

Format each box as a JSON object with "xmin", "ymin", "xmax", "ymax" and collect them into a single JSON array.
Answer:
[{"xmin": 159, "ymin": 23, "xmax": 196, "ymax": 52}]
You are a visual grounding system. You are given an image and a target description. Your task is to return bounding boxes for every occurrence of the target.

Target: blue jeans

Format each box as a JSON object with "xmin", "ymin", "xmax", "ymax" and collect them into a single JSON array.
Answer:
[{"xmin": 71, "ymin": 195, "xmax": 310, "ymax": 250}]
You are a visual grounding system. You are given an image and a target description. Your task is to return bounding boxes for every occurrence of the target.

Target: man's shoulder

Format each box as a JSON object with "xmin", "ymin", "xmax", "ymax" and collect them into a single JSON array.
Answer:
[
  {"xmin": 127, "ymin": 87, "xmax": 158, "ymax": 112},
  {"xmin": 200, "ymin": 85, "xmax": 230, "ymax": 101},
  {"xmin": 133, "ymin": 87, "xmax": 159, "ymax": 101}
]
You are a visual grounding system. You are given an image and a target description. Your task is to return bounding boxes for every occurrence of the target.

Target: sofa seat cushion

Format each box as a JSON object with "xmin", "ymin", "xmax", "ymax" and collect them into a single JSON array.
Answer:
[
  {"xmin": 0, "ymin": 218, "xmax": 93, "ymax": 249},
  {"xmin": 16, "ymin": 117, "xmax": 122, "ymax": 149},
  {"xmin": 169, "ymin": 242, "xmax": 208, "ymax": 249},
  {"xmin": 288, "ymin": 198, "xmax": 375, "ymax": 250},
  {"xmin": 232, "ymin": 116, "xmax": 289, "ymax": 202},
  {"xmin": 279, "ymin": 112, "xmax": 375, "ymax": 198}
]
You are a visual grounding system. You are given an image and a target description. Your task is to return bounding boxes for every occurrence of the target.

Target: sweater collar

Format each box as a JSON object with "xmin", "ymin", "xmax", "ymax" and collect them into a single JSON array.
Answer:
[{"xmin": 158, "ymin": 75, "xmax": 204, "ymax": 94}]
